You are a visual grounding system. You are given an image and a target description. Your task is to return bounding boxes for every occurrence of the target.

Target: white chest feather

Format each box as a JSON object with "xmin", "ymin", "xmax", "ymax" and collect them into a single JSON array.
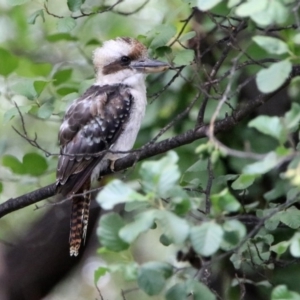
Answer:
[{"xmin": 91, "ymin": 73, "xmax": 147, "ymax": 180}]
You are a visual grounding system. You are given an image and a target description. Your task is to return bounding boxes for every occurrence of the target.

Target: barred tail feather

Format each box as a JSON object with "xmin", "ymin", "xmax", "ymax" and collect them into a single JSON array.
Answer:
[{"xmin": 69, "ymin": 183, "xmax": 91, "ymax": 256}]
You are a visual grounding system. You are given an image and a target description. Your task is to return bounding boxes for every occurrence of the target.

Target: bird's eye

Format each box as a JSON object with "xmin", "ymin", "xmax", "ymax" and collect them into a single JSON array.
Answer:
[{"xmin": 121, "ymin": 56, "xmax": 131, "ymax": 64}]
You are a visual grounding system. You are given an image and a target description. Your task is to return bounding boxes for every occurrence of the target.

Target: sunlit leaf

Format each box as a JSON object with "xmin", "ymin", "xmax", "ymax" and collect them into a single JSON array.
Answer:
[
  {"xmin": 196, "ymin": 0, "xmax": 222, "ymax": 11},
  {"xmin": 270, "ymin": 241, "xmax": 290, "ymax": 256},
  {"xmin": 284, "ymin": 103, "xmax": 300, "ymax": 131},
  {"xmin": 256, "ymin": 60, "xmax": 292, "ymax": 93},
  {"xmin": 179, "ymin": 31, "xmax": 196, "ymax": 42},
  {"xmin": 140, "ymin": 151, "xmax": 180, "ymax": 198},
  {"xmin": 290, "ymin": 233, "xmax": 300, "ymax": 258},
  {"xmin": 119, "ymin": 210, "xmax": 156, "ymax": 243},
  {"xmin": 253, "ymin": 36, "xmax": 289, "ymax": 55},
  {"xmin": 190, "ymin": 222, "xmax": 223, "ymax": 256},
  {"xmin": 231, "ymin": 174, "xmax": 256, "ymax": 190},
  {"xmin": 157, "ymin": 210, "xmax": 190, "ymax": 244},
  {"xmin": 279, "ymin": 207, "xmax": 300, "ymax": 229},
  {"xmin": 97, "ymin": 179, "xmax": 147, "ymax": 210},
  {"xmin": 271, "ymin": 285, "xmax": 300, "ymax": 300},
  {"xmin": 235, "ymin": 0, "xmax": 267, "ymax": 17},
  {"xmin": 211, "ymin": 188, "xmax": 241, "ymax": 214},
  {"xmin": 248, "ymin": 115, "xmax": 285, "ymax": 142}
]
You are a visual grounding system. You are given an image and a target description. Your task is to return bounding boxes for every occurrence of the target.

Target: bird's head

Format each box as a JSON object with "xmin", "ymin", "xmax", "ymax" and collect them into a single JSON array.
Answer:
[{"xmin": 93, "ymin": 37, "xmax": 169, "ymax": 85}]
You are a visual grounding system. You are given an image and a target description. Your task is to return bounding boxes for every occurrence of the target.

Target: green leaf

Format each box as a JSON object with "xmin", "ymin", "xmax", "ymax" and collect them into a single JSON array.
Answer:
[
  {"xmin": 94, "ymin": 267, "xmax": 108, "ymax": 285},
  {"xmin": 119, "ymin": 210, "xmax": 156, "ymax": 243},
  {"xmin": 256, "ymin": 60, "xmax": 292, "ymax": 94},
  {"xmin": 173, "ymin": 49, "xmax": 194, "ymax": 65},
  {"xmin": 67, "ymin": 0, "xmax": 85, "ymax": 12},
  {"xmin": 141, "ymin": 261, "xmax": 173, "ymax": 279},
  {"xmin": 235, "ymin": 0, "xmax": 267, "ymax": 17},
  {"xmin": 294, "ymin": 33, "xmax": 300, "ymax": 45},
  {"xmin": 53, "ymin": 69, "xmax": 72, "ymax": 86},
  {"xmin": 34, "ymin": 80, "xmax": 47, "ymax": 96},
  {"xmin": 264, "ymin": 211, "xmax": 280, "ymax": 231},
  {"xmin": 97, "ymin": 213, "xmax": 129, "ymax": 252},
  {"xmin": 0, "ymin": 48, "xmax": 18, "ymax": 76},
  {"xmin": 284, "ymin": 103, "xmax": 300, "ymax": 131},
  {"xmin": 179, "ymin": 31, "xmax": 196, "ymax": 43},
  {"xmin": 157, "ymin": 210, "xmax": 190, "ymax": 244},
  {"xmin": 271, "ymin": 285, "xmax": 300, "ymax": 300},
  {"xmin": 228, "ymin": 0, "xmax": 241, "ymax": 8},
  {"xmin": 196, "ymin": 0, "xmax": 222, "ymax": 11},
  {"xmin": 37, "ymin": 102, "xmax": 54, "ymax": 119},
  {"xmin": 279, "ymin": 207, "xmax": 300, "ymax": 229},
  {"xmin": 211, "ymin": 188, "xmax": 241, "ymax": 214},
  {"xmin": 3, "ymin": 104, "xmax": 33, "ymax": 124},
  {"xmin": 28, "ymin": 9, "xmax": 45, "ymax": 24},
  {"xmin": 252, "ymin": 36, "xmax": 289, "ymax": 55},
  {"xmin": 17, "ymin": 60, "xmax": 51, "ymax": 77},
  {"xmin": 150, "ymin": 24, "xmax": 176, "ymax": 49},
  {"xmin": 248, "ymin": 115, "xmax": 285, "ymax": 142},
  {"xmin": 56, "ymin": 87, "xmax": 77, "ymax": 96},
  {"xmin": 0, "ymin": 182, "xmax": 2, "ymax": 194},
  {"xmin": 185, "ymin": 158, "xmax": 208, "ymax": 173},
  {"xmin": 165, "ymin": 283, "xmax": 187, "ymax": 300},
  {"xmin": 186, "ymin": 279, "xmax": 216, "ymax": 300},
  {"xmin": 290, "ymin": 233, "xmax": 300, "ymax": 258},
  {"xmin": 57, "ymin": 17, "xmax": 76, "ymax": 33},
  {"xmin": 236, "ymin": 0, "xmax": 288, "ymax": 26},
  {"xmin": 140, "ymin": 151, "xmax": 180, "ymax": 198},
  {"xmin": 96, "ymin": 179, "xmax": 147, "ymax": 210},
  {"xmin": 231, "ymin": 174, "xmax": 256, "ymax": 190},
  {"xmin": 137, "ymin": 268, "xmax": 165, "ymax": 296},
  {"xmin": 2, "ymin": 155, "xmax": 25, "ymax": 174},
  {"xmin": 47, "ymin": 33, "xmax": 77, "ymax": 42},
  {"xmin": 22, "ymin": 153, "xmax": 48, "ymax": 176},
  {"xmin": 270, "ymin": 241, "xmax": 290, "ymax": 256},
  {"xmin": 221, "ymin": 220, "xmax": 246, "ymax": 251},
  {"xmin": 11, "ymin": 78, "xmax": 37, "ymax": 100},
  {"xmin": 190, "ymin": 222, "xmax": 223, "ymax": 256},
  {"xmin": 243, "ymin": 152, "xmax": 279, "ymax": 175},
  {"xmin": 8, "ymin": 0, "xmax": 30, "ymax": 6}
]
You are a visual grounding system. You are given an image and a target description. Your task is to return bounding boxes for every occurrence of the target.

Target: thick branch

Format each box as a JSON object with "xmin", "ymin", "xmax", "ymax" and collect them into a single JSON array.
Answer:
[{"xmin": 1, "ymin": 65, "xmax": 300, "ymax": 218}]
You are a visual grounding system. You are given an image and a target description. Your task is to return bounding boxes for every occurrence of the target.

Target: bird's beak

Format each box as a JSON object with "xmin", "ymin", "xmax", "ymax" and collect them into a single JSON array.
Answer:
[{"xmin": 130, "ymin": 58, "xmax": 169, "ymax": 73}]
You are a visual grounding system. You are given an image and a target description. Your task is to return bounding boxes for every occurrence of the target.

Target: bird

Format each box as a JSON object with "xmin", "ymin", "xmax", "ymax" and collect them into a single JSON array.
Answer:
[{"xmin": 56, "ymin": 37, "xmax": 169, "ymax": 256}]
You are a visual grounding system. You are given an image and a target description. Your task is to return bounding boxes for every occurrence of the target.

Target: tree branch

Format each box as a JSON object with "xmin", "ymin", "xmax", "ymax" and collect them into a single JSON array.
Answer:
[{"xmin": 2, "ymin": 65, "xmax": 299, "ymax": 219}]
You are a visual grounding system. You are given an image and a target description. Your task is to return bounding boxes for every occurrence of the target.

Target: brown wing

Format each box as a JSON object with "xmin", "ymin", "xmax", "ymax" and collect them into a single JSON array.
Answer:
[{"xmin": 56, "ymin": 84, "xmax": 132, "ymax": 196}]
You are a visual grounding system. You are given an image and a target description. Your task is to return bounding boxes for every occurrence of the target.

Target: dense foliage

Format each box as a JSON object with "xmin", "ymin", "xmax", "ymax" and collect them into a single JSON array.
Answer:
[{"xmin": 2, "ymin": 0, "xmax": 300, "ymax": 299}]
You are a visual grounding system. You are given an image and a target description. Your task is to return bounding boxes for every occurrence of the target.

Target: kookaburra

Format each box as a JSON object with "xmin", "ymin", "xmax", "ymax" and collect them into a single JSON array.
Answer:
[{"xmin": 56, "ymin": 37, "xmax": 169, "ymax": 256}]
